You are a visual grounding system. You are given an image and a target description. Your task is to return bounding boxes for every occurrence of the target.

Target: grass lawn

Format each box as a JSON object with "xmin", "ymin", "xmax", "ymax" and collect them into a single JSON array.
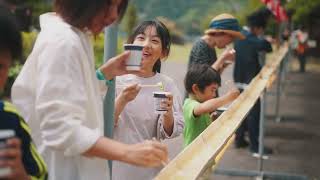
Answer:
[
  {"xmin": 167, "ymin": 43, "xmax": 193, "ymax": 64},
  {"xmin": 167, "ymin": 43, "xmax": 226, "ymax": 64}
]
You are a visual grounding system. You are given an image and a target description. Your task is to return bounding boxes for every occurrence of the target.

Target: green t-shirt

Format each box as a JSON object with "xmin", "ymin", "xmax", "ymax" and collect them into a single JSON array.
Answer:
[{"xmin": 183, "ymin": 98, "xmax": 212, "ymax": 147}]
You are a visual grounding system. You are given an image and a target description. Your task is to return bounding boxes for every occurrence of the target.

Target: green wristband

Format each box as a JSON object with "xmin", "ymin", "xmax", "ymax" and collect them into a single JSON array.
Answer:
[{"xmin": 96, "ymin": 69, "xmax": 114, "ymax": 86}]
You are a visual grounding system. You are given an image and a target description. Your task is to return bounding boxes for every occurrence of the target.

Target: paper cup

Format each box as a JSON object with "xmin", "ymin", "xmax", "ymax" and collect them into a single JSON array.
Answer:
[
  {"xmin": 0, "ymin": 130, "xmax": 15, "ymax": 177},
  {"xmin": 153, "ymin": 92, "xmax": 170, "ymax": 114},
  {"xmin": 124, "ymin": 44, "xmax": 143, "ymax": 70}
]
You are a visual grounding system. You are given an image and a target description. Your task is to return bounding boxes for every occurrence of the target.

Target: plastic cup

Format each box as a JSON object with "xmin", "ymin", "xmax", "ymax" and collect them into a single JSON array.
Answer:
[
  {"xmin": 153, "ymin": 92, "xmax": 170, "ymax": 114},
  {"xmin": 0, "ymin": 130, "xmax": 15, "ymax": 177},
  {"xmin": 124, "ymin": 44, "xmax": 143, "ymax": 71}
]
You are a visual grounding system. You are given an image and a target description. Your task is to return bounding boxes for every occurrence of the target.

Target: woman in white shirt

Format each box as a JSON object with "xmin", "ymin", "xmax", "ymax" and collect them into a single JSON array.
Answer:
[
  {"xmin": 113, "ymin": 20, "xmax": 184, "ymax": 180},
  {"xmin": 11, "ymin": 1, "xmax": 168, "ymax": 180}
]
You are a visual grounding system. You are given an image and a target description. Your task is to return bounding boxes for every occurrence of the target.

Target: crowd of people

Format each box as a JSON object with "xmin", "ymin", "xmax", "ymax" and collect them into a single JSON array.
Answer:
[{"xmin": 0, "ymin": 0, "xmax": 294, "ymax": 179}]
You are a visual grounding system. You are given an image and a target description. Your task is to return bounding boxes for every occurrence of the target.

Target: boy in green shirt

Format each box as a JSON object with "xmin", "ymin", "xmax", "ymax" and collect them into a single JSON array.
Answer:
[{"xmin": 183, "ymin": 64, "xmax": 240, "ymax": 147}]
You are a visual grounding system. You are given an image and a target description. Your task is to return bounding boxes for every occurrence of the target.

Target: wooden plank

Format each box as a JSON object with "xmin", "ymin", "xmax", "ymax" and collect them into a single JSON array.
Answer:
[{"xmin": 154, "ymin": 45, "xmax": 288, "ymax": 180}]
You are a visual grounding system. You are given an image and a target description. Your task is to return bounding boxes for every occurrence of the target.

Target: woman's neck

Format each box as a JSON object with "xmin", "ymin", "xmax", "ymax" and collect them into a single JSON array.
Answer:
[
  {"xmin": 202, "ymin": 35, "xmax": 216, "ymax": 48},
  {"xmin": 136, "ymin": 69, "xmax": 156, "ymax": 78}
]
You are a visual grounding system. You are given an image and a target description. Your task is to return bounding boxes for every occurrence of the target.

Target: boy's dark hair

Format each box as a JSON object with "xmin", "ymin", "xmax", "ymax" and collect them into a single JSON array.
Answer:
[
  {"xmin": 54, "ymin": 0, "xmax": 128, "ymax": 29},
  {"xmin": 127, "ymin": 20, "xmax": 171, "ymax": 73},
  {"xmin": 185, "ymin": 64, "xmax": 221, "ymax": 93},
  {"xmin": 0, "ymin": 6, "xmax": 22, "ymax": 60},
  {"xmin": 247, "ymin": 8, "xmax": 272, "ymax": 29}
]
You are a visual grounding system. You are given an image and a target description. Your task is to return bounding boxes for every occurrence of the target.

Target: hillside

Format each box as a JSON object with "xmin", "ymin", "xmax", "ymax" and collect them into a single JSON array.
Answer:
[{"xmin": 131, "ymin": 0, "xmax": 249, "ymax": 35}]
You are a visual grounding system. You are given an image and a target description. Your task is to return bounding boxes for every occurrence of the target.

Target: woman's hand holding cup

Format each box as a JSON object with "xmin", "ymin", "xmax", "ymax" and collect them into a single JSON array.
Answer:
[
  {"xmin": 99, "ymin": 51, "xmax": 131, "ymax": 80},
  {"xmin": 221, "ymin": 47, "xmax": 236, "ymax": 65}
]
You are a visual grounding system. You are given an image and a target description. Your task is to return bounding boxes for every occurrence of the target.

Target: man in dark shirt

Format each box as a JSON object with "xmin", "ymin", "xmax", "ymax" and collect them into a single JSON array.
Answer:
[
  {"xmin": 0, "ymin": 6, "xmax": 48, "ymax": 179},
  {"xmin": 233, "ymin": 9, "xmax": 273, "ymax": 155}
]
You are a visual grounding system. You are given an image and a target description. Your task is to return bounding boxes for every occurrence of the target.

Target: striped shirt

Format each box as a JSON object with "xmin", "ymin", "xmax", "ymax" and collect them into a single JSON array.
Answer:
[{"xmin": 0, "ymin": 101, "xmax": 48, "ymax": 180}]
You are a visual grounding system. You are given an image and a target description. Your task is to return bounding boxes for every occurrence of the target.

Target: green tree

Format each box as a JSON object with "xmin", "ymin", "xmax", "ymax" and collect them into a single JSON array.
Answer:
[
  {"xmin": 157, "ymin": 17, "xmax": 185, "ymax": 44},
  {"xmin": 286, "ymin": 0, "xmax": 320, "ymax": 26},
  {"xmin": 27, "ymin": 0, "xmax": 52, "ymax": 29}
]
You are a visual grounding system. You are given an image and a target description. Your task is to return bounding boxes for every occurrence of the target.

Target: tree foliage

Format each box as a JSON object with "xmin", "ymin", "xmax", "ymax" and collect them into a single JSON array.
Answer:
[
  {"xmin": 131, "ymin": 0, "xmax": 262, "ymax": 36},
  {"xmin": 286, "ymin": 0, "xmax": 320, "ymax": 26},
  {"xmin": 123, "ymin": 3, "xmax": 138, "ymax": 35}
]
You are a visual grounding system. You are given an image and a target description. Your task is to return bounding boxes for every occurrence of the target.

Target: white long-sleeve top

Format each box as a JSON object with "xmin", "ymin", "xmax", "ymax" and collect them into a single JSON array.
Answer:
[
  {"xmin": 11, "ymin": 13, "xmax": 109, "ymax": 180},
  {"xmin": 113, "ymin": 74, "xmax": 184, "ymax": 180}
]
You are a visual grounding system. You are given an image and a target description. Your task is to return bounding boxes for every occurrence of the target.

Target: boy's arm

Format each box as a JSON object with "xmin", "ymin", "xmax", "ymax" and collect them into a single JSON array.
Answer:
[{"xmin": 193, "ymin": 89, "xmax": 240, "ymax": 116}]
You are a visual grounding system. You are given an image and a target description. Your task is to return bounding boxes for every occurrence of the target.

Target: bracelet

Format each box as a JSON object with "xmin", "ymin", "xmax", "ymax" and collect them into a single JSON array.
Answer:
[{"xmin": 96, "ymin": 69, "xmax": 114, "ymax": 86}]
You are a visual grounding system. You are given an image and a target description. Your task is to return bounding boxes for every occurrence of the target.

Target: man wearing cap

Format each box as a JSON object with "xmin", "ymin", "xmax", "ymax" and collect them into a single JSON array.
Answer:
[
  {"xmin": 233, "ymin": 9, "xmax": 273, "ymax": 155},
  {"xmin": 187, "ymin": 13, "xmax": 245, "ymax": 73}
]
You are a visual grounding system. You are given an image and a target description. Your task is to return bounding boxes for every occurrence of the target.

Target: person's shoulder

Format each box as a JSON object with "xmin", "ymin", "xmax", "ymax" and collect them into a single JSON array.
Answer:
[
  {"xmin": 190, "ymin": 38, "xmax": 203, "ymax": 49},
  {"xmin": 0, "ymin": 101, "xmax": 20, "ymax": 115},
  {"xmin": 158, "ymin": 73, "xmax": 173, "ymax": 82},
  {"xmin": 0, "ymin": 101, "xmax": 21, "ymax": 125},
  {"xmin": 37, "ymin": 14, "xmax": 86, "ymax": 50},
  {"xmin": 157, "ymin": 74, "xmax": 178, "ymax": 90},
  {"xmin": 184, "ymin": 98, "xmax": 200, "ymax": 107}
]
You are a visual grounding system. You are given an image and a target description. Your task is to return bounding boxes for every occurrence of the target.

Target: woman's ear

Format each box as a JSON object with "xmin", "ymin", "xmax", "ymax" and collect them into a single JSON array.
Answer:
[{"xmin": 160, "ymin": 49, "xmax": 169, "ymax": 60}]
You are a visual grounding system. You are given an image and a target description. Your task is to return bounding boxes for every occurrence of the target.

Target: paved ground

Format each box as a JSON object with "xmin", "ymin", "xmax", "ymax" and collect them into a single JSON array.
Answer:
[{"xmin": 161, "ymin": 57, "xmax": 320, "ymax": 180}]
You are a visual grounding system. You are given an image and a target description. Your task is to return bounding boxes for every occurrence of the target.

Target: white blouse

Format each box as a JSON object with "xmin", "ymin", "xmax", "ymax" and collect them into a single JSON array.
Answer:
[{"xmin": 11, "ymin": 13, "xmax": 109, "ymax": 180}]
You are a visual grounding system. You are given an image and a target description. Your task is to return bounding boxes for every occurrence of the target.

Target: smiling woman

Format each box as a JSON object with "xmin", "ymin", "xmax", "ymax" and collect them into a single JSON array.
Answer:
[
  {"xmin": 10, "ymin": 1, "xmax": 170, "ymax": 180},
  {"xmin": 113, "ymin": 20, "xmax": 184, "ymax": 180}
]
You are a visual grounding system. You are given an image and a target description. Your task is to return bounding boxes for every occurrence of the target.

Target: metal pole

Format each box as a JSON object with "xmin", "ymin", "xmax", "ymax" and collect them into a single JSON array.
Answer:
[
  {"xmin": 258, "ymin": 89, "xmax": 266, "ymax": 175},
  {"xmin": 275, "ymin": 60, "xmax": 283, "ymax": 123},
  {"xmin": 103, "ymin": 23, "xmax": 118, "ymax": 178}
]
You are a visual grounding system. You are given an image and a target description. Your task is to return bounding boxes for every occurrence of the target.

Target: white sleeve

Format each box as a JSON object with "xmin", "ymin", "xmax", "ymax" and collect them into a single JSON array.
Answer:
[
  {"xmin": 98, "ymin": 80, "xmax": 108, "ymax": 99},
  {"xmin": 35, "ymin": 39, "xmax": 101, "ymax": 156},
  {"xmin": 157, "ymin": 78, "xmax": 184, "ymax": 139}
]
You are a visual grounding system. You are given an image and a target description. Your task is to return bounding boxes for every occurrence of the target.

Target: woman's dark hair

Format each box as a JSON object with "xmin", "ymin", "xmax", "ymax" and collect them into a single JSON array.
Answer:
[
  {"xmin": 127, "ymin": 20, "xmax": 171, "ymax": 73},
  {"xmin": 0, "ymin": 6, "xmax": 22, "ymax": 60},
  {"xmin": 185, "ymin": 64, "xmax": 221, "ymax": 93},
  {"xmin": 54, "ymin": 0, "xmax": 128, "ymax": 29}
]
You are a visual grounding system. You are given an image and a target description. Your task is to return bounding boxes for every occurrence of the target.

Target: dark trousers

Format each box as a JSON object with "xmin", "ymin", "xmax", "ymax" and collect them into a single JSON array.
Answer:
[
  {"xmin": 297, "ymin": 54, "xmax": 306, "ymax": 72},
  {"xmin": 235, "ymin": 99, "xmax": 261, "ymax": 151}
]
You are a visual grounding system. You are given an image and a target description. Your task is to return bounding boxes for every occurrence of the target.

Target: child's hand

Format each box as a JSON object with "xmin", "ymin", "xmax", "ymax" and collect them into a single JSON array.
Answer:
[
  {"xmin": 0, "ymin": 138, "xmax": 30, "ymax": 180},
  {"xmin": 119, "ymin": 84, "xmax": 141, "ymax": 103},
  {"xmin": 161, "ymin": 93, "xmax": 173, "ymax": 114},
  {"xmin": 161, "ymin": 93, "xmax": 175, "ymax": 136},
  {"xmin": 227, "ymin": 88, "xmax": 240, "ymax": 100}
]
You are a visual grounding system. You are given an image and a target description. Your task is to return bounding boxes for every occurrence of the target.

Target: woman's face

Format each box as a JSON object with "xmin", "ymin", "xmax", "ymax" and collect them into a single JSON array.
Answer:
[
  {"xmin": 89, "ymin": 0, "xmax": 122, "ymax": 34},
  {"xmin": 132, "ymin": 26, "xmax": 166, "ymax": 71},
  {"xmin": 214, "ymin": 33, "xmax": 234, "ymax": 49}
]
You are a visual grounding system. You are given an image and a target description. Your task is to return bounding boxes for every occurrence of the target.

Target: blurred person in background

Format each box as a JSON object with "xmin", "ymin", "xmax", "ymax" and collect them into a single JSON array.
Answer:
[
  {"xmin": 233, "ymin": 8, "xmax": 273, "ymax": 155},
  {"xmin": 291, "ymin": 27, "xmax": 309, "ymax": 73}
]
